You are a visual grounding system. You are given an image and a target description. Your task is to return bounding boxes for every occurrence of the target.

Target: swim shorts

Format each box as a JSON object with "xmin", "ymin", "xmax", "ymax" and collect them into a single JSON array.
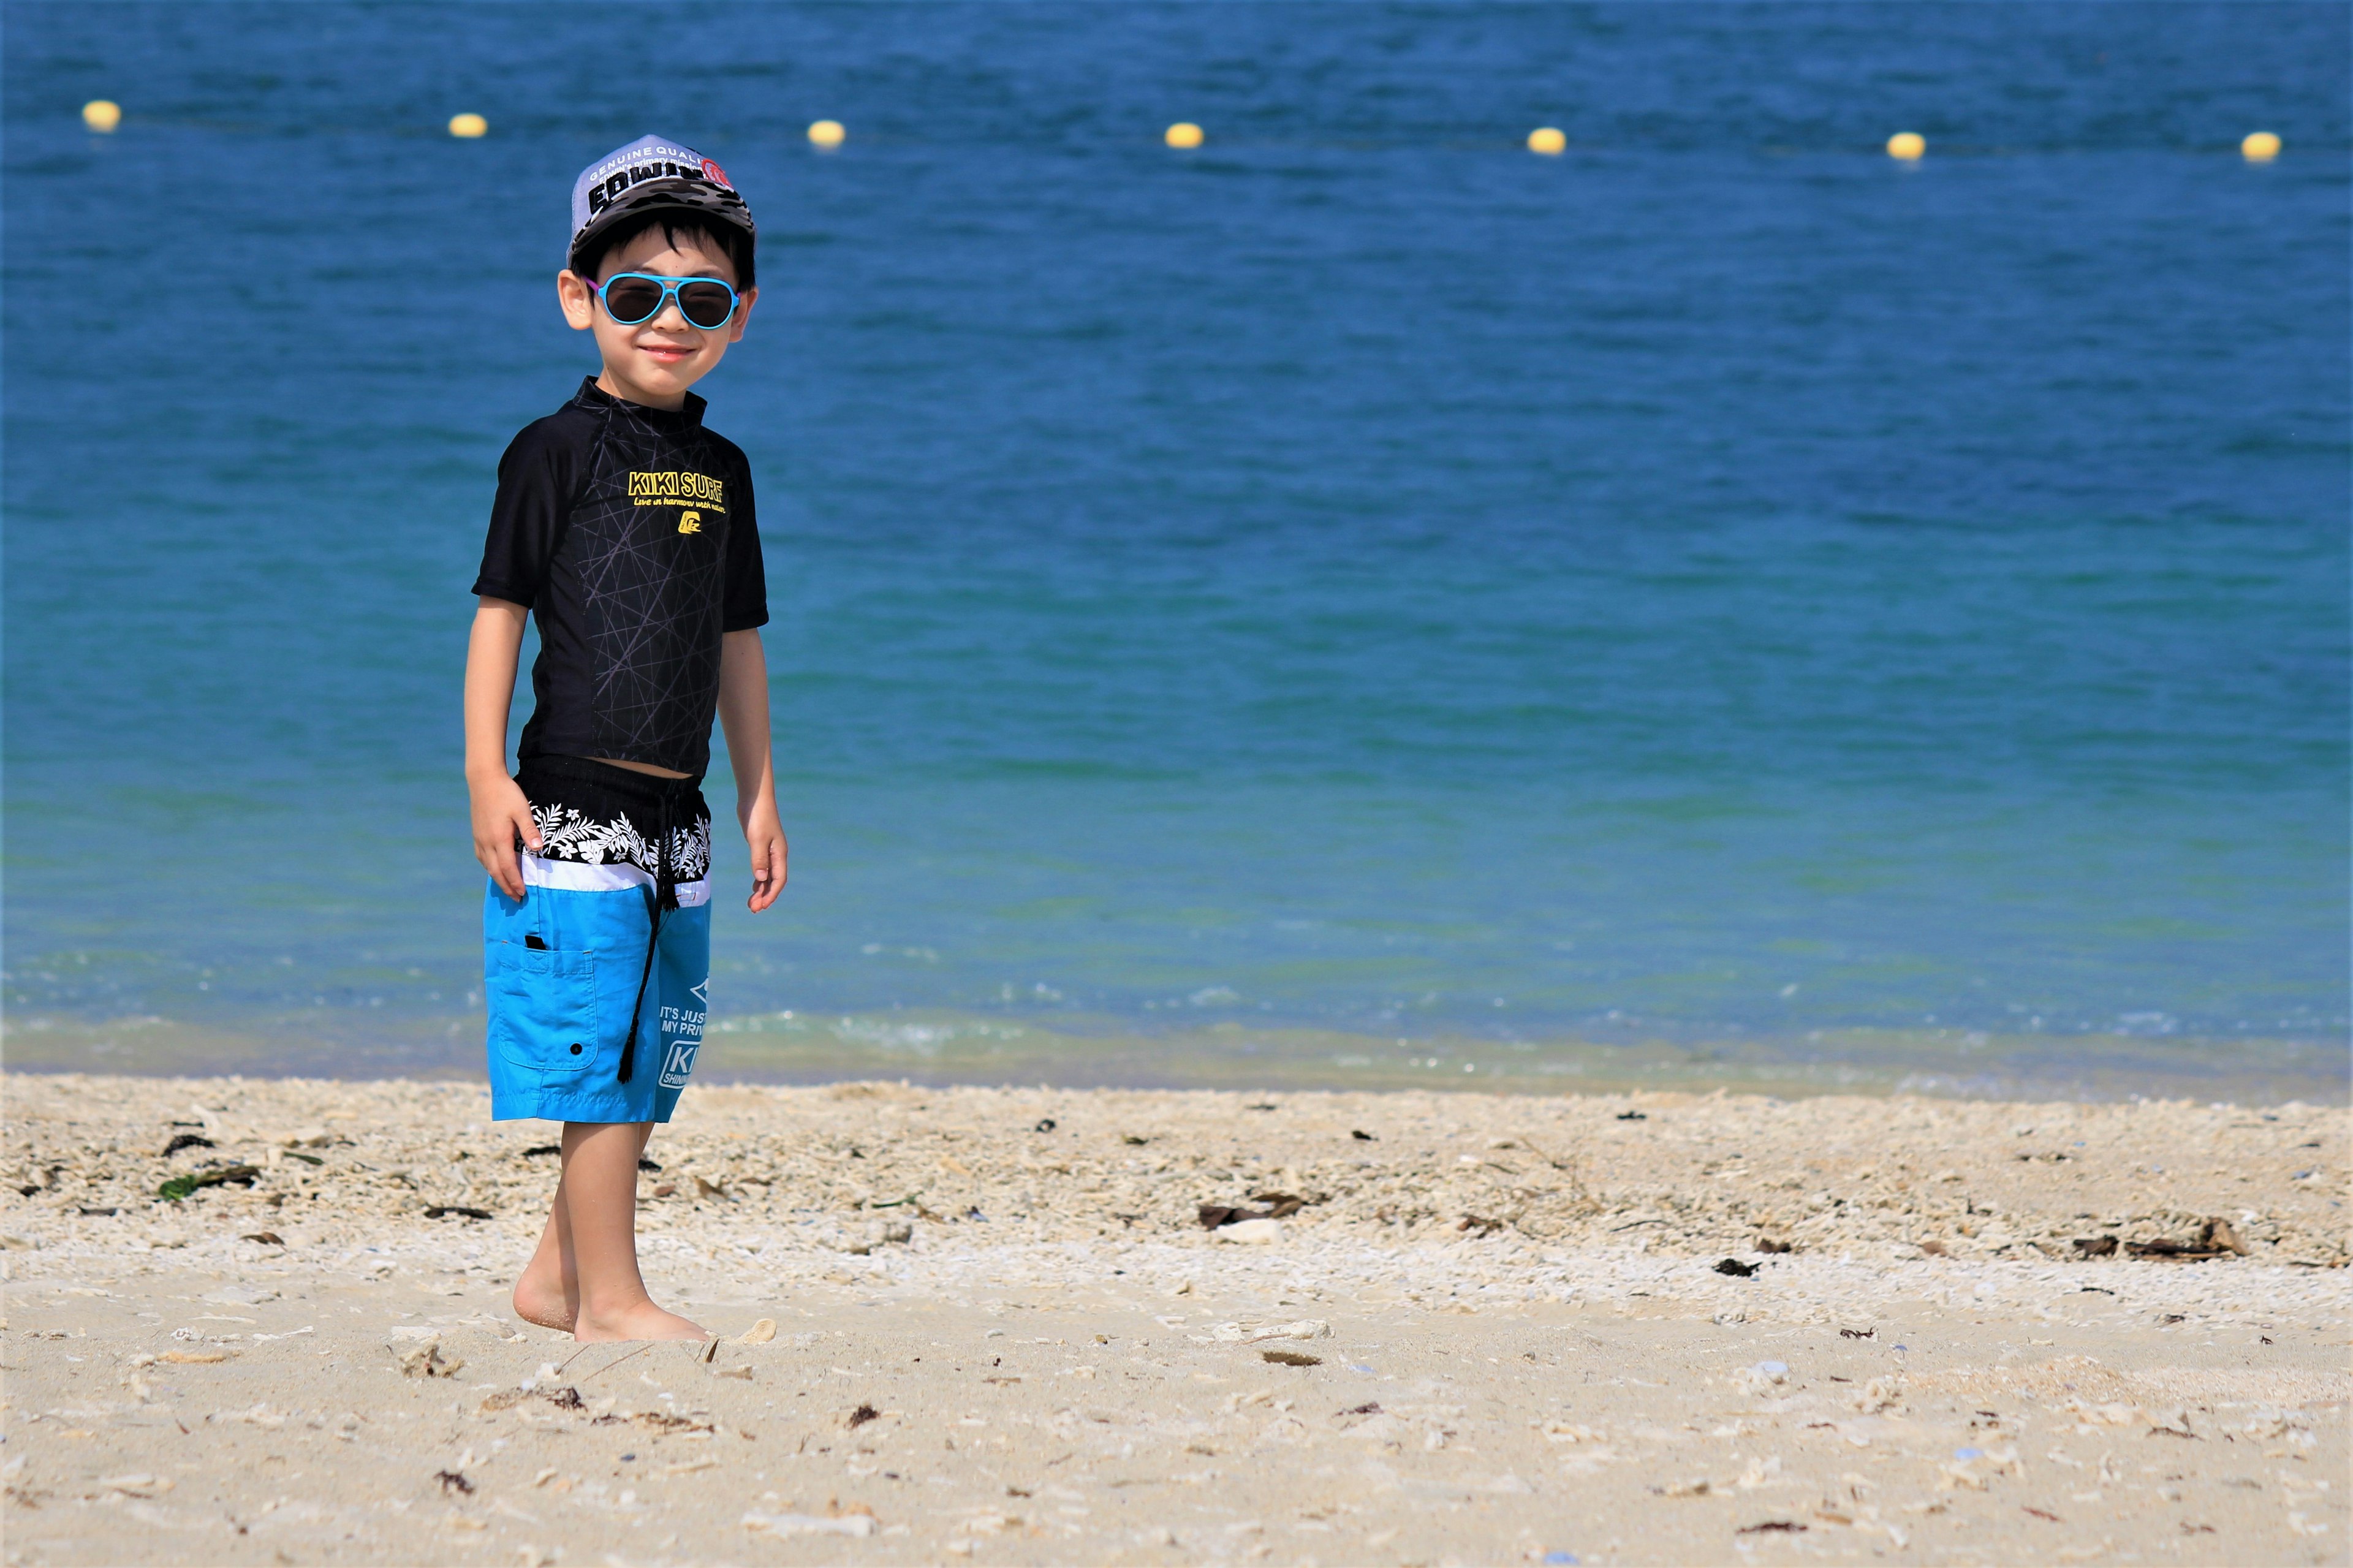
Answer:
[{"xmin": 483, "ymin": 756, "xmax": 712, "ymax": 1124}]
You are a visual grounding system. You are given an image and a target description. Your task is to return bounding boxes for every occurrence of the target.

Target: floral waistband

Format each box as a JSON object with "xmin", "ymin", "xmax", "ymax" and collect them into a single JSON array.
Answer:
[{"xmin": 527, "ymin": 800, "xmax": 713, "ymax": 884}]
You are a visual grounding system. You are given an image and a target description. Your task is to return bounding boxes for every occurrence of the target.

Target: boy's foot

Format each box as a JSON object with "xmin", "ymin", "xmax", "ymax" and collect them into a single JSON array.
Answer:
[
  {"xmin": 512, "ymin": 1263, "xmax": 578, "ymax": 1333},
  {"xmin": 573, "ymin": 1300, "xmax": 710, "ymax": 1343}
]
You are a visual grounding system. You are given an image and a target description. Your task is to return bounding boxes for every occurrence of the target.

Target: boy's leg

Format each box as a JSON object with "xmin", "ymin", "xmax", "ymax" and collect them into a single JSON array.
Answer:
[
  {"xmin": 513, "ymin": 1176, "xmax": 582, "ymax": 1331},
  {"xmin": 557, "ymin": 1120, "xmax": 708, "ymax": 1342}
]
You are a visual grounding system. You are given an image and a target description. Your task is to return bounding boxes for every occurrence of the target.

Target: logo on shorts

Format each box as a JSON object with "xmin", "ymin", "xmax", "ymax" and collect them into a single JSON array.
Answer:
[
  {"xmin": 678, "ymin": 510, "xmax": 702, "ymax": 534},
  {"xmin": 659, "ymin": 1040, "xmax": 699, "ymax": 1088}
]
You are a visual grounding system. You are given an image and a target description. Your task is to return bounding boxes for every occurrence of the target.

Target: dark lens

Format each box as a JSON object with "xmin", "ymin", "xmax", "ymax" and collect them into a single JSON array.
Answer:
[
  {"xmin": 676, "ymin": 282, "xmax": 736, "ymax": 328},
  {"xmin": 601, "ymin": 277, "xmax": 664, "ymax": 324}
]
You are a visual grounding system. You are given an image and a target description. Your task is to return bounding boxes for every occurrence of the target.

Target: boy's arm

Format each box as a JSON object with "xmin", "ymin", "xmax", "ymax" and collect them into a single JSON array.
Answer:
[
  {"xmin": 465, "ymin": 597, "xmax": 543, "ymax": 898},
  {"xmin": 717, "ymin": 627, "xmax": 787, "ymax": 912}
]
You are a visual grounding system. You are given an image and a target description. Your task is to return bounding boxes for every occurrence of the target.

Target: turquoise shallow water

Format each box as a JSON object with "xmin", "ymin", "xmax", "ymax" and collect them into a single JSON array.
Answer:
[{"xmin": 4, "ymin": 4, "xmax": 2347, "ymax": 1100}]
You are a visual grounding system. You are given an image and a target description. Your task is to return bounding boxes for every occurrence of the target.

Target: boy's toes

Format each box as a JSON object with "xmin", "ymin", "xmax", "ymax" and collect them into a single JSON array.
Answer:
[{"xmin": 573, "ymin": 1302, "xmax": 708, "ymax": 1343}]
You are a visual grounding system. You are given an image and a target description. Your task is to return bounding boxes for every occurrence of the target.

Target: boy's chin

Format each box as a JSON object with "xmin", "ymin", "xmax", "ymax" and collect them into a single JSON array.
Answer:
[
  {"xmin": 612, "ymin": 352, "xmax": 715, "ymax": 396},
  {"xmin": 631, "ymin": 353, "xmax": 702, "ymax": 382}
]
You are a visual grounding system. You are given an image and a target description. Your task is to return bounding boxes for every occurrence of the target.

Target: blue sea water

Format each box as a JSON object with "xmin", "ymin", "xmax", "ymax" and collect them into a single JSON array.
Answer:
[{"xmin": 4, "ymin": 3, "xmax": 2347, "ymax": 1099}]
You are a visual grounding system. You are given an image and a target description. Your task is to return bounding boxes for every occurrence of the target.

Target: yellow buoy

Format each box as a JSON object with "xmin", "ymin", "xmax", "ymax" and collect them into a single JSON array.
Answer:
[
  {"xmin": 1527, "ymin": 126, "xmax": 1566, "ymax": 156},
  {"xmin": 2241, "ymin": 131, "xmax": 2281, "ymax": 162},
  {"xmin": 81, "ymin": 99, "xmax": 122, "ymax": 134},
  {"xmin": 808, "ymin": 119, "xmax": 846, "ymax": 150},
  {"xmin": 1164, "ymin": 121, "xmax": 1203, "ymax": 150},
  {"xmin": 447, "ymin": 113, "xmax": 488, "ymax": 139},
  {"xmin": 1886, "ymin": 131, "xmax": 1925, "ymax": 161}
]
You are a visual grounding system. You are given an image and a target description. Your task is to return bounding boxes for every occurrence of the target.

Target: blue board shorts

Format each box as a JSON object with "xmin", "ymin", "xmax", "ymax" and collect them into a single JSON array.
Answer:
[{"xmin": 484, "ymin": 756, "xmax": 713, "ymax": 1125}]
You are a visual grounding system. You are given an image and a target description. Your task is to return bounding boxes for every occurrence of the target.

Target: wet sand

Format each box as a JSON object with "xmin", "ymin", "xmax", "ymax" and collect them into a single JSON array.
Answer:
[{"xmin": 3, "ymin": 1074, "xmax": 2346, "ymax": 1565}]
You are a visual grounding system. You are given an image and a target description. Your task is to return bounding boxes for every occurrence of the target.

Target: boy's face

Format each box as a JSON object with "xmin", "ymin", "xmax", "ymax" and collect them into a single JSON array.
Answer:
[{"xmin": 557, "ymin": 224, "xmax": 756, "ymax": 410}]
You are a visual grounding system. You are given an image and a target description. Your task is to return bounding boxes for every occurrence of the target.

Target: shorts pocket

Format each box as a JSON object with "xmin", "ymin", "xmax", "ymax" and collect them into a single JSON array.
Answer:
[{"xmin": 487, "ymin": 942, "xmax": 600, "ymax": 1077}]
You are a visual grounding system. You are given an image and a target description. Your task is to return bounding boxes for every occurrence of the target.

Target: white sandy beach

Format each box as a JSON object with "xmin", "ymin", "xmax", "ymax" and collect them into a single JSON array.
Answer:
[{"xmin": 2, "ymin": 1074, "xmax": 2346, "ymax": 1566}]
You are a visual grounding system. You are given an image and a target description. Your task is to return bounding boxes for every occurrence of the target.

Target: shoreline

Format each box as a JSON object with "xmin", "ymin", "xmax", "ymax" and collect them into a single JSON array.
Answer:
[
  {"xmin": 7, "ymin": 1014, "xmax": 2346, "ymax": 1105},
  {"xmin": 4, "ymin": 1074, "xmax": 2346, "ymax": 1564}
]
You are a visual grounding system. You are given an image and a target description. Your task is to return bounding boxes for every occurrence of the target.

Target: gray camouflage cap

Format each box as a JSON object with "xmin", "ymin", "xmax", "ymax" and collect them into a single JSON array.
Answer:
[{"xmin": 569, "ymin": 134, "xmax": 755, "ymax": 276}]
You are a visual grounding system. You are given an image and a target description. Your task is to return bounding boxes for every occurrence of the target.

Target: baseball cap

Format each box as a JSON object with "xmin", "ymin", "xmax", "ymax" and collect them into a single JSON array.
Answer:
[{"xmin": 568, "ymin": 134, "xmax": 755, "ymax": 277}]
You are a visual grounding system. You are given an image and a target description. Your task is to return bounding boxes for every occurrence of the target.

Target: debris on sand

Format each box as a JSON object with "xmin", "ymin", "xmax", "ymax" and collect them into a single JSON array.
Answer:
[
  {"xmin": 393, "ymin": 1338, "xmax": 465, "ymax": 1379},
  {"xmin": 1206, "ymin": 1320, "xmax": 1330, "ymax": 1344},
  {"xmin": 2127, "ymin": 1219, "xmax": 2250, "ymax": 1260},
  {"xmin": 157, "ymin": 1165, "xmax": 260, "ymax": 1202},
  {"xmin": 1714, "ymin": 1257, "xmax": 1756, "ymax": 1278},
  {"xmin": 743, "ymin": 1510, "xmax": 879, "ymax": 1538},
  {"xmin": 479, "ymin": 1387, "xmax": 583, "ymax": 1415},
  {"xmin": 740, "ymin": 1319, "xmax": 779, "ymax": 1344},
  {"xmin": 592, "ymin": 1411, "xmax": 713, "ymax": 1435},
  {"xmin": 1214, "ymin": 1218, "xmax": 1283, "ymax": 1244},
  {"xmin": 21, "ymin": 1076, "xmax": 2344, "ymax": 1277},
  {"xmin": 1199, "ymin": 1191, "xmax": 1317, "ymax": 1229}
]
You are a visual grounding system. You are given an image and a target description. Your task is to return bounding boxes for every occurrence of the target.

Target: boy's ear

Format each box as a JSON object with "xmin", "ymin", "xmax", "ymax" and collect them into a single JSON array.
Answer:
[
  {"xmin": 556, "ymin": 270, "xmax": 596, "ymax": 332},
  {"xmin": 727, "ymin": 286, "xmax": 757, "ymax": 344}
]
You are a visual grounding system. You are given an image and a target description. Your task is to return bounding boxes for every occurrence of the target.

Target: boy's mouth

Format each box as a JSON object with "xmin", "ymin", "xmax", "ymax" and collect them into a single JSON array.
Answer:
[{"xmin": 635, "ymin": 341, "xmax": 698, "ymax": 366}]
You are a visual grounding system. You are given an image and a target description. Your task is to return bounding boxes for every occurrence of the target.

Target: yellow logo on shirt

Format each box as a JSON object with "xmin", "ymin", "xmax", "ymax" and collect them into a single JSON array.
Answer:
[
  {"xmin": 678, "ymin": 510, "xmax": 702, "ymax": 534},
  {"xmin": 627, "ymin": 471, "xmax": 726, "ymax": 513}
]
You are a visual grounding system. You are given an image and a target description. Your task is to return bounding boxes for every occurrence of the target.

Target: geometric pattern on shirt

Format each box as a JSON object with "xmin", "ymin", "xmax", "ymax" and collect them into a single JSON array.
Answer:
[
  {"xmin": 529, "ymin": 800, "xmax": 712, "ymax": 883},
  {"xmin": 572, "ymin": 397, "xmax": 730, "ymax": 768}
]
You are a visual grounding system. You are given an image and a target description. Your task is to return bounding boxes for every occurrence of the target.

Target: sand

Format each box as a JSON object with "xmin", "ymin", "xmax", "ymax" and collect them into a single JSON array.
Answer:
[{"xmin": 2, "ymin": 1074, "xmax": 2345, "ymax": 1566}]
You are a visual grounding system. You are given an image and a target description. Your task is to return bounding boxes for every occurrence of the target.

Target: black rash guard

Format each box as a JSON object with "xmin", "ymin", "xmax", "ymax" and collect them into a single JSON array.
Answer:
[{"xmin": 472, "ymin": 377, "xmax": 768, "ymax": 780}]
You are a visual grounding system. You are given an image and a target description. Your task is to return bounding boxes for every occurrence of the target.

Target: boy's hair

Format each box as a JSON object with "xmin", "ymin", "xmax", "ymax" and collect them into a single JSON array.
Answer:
[{"xmin": 575, "ymin": 209, "xmax": 756, "ymax": 289}]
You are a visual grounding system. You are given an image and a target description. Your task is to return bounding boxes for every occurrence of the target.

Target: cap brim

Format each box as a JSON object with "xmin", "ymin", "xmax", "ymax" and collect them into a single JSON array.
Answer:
[{"xmin": 570, "ymin": 183, "xmax": 754, "ymax": 274}]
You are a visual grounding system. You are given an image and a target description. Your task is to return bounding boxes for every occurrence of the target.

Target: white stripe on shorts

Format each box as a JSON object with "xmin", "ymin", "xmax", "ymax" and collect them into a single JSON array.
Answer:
[{"xmin": 519, "ymin": 854, "xmax": 710, "ymax": 907}]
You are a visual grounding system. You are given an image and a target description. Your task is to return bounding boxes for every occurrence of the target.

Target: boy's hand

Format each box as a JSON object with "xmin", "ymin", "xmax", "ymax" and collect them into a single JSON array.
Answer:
[
  {"xmin": 741, "ymin": 802, "xmax": 788, "ymax": 913},
  {"xmin": 471, "ymin": 772, "xmax": 543, "ymax": 900},
  {"xmin": 464, "ymin": 598, "xmax": 534, "ymax": 897},
  {"xmin": 716, "ymin": 627, "xmax": 786, "ymax": 912}
]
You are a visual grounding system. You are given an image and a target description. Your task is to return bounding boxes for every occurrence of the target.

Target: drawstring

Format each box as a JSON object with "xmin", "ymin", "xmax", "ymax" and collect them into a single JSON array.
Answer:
[{"xmin": 616, "ymin": 791, "xmax": 681, "ymax": 1084}]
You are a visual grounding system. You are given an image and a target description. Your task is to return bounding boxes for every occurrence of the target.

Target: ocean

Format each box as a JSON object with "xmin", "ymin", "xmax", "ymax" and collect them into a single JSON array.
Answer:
[{"xmin": 4, "ymin": 2, "xmax": 2346, "ymax": 1100}]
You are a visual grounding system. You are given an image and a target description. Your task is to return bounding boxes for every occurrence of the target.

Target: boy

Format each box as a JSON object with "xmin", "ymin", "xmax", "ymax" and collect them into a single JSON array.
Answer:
[{"xmin": 464, "ymin": 135, "xmax": 786, "ymax": 1342}]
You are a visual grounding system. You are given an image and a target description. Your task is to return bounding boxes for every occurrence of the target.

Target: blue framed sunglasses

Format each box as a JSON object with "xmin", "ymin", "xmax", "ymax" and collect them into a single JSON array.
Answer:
[{"xmin": 583, "ymin": 271, "xmax": 741, "ymax": 329}]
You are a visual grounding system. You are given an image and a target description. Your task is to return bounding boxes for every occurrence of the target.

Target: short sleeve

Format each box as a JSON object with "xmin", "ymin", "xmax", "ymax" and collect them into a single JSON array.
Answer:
[
  {"xmin": 721, "ymin": 454, "xmax": 769, "ymax": 632},
  {"xmin": 470, "ymin": 420, "xmax": 577, "ymax": 607}
]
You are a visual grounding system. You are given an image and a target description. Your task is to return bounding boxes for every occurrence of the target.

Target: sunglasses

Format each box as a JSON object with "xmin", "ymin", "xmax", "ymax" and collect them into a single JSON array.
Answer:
[{"xmin": 582, "ymin": 271, "xmax": 742, "ymax": 330}]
